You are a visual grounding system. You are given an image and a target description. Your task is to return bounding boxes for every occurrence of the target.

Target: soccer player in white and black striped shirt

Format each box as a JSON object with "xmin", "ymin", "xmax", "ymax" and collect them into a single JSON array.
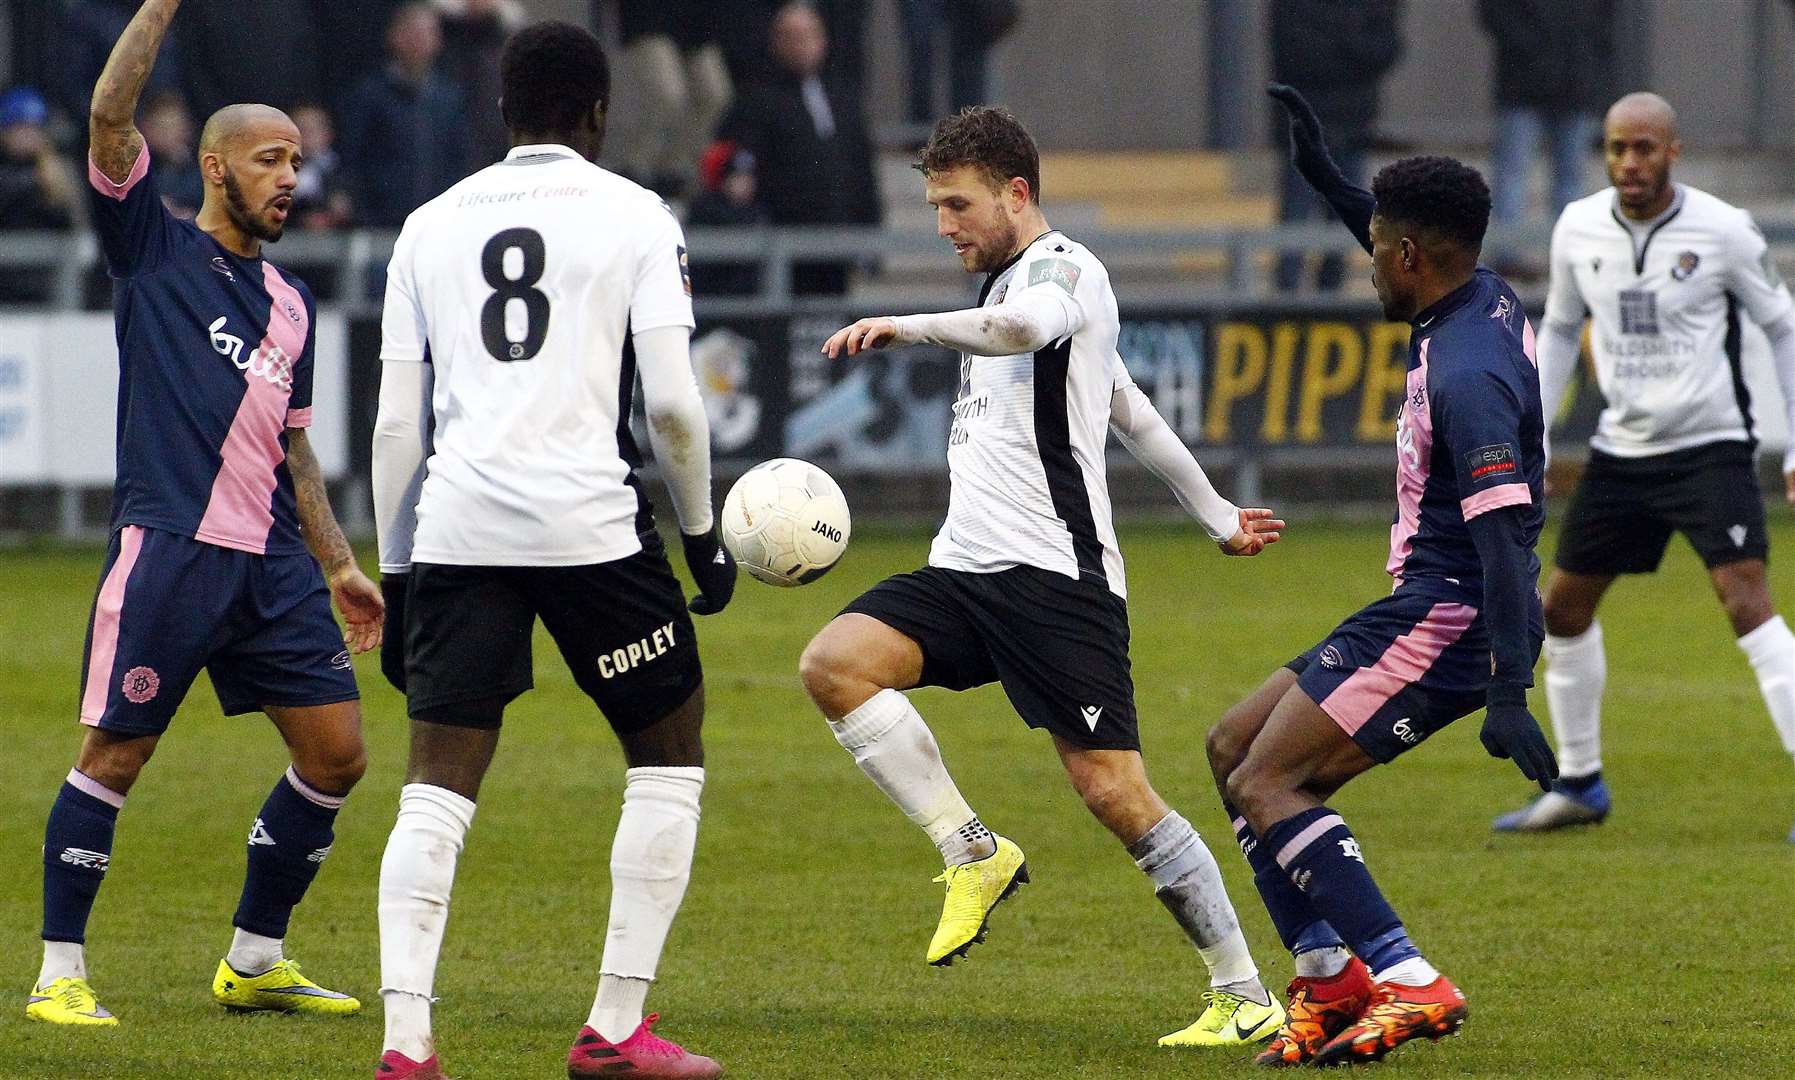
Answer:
[{"xmin": 805, "ymin": 106, "xmax": 1289, "ymax": 1048}]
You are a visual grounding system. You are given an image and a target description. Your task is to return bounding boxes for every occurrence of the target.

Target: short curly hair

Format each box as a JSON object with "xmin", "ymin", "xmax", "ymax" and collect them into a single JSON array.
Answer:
[
  {"xmin": 500, "ymin": 22, "xmax": 610, "ymax": 135},
  {"xmin": 1371, "ymin": 155, "xmax": 1491, "ymax": 253},
  {"xmin": 916, "ymin": 106, "xmax": 1041, "ymax": 201}
]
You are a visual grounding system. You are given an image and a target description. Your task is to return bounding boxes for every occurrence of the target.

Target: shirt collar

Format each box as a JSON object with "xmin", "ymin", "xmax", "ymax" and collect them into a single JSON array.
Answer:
[
  {"xmin": 504, "ymin": 143, "xmax": 578, "ymax": 162},
  {"xmin": 1412, "ymin": 274, "xmax": 1481, "ymax": 329}
]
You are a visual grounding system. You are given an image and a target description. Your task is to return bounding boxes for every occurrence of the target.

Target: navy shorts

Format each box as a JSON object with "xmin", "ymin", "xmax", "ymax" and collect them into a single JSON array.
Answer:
[
  {"xmin": 841, "ymin": 564, "xmax": 1139, "ymax": 751},
  {"xmin": 78, "ymin": 526, "xmax": 359, "ymax": 735},
  {"xmin": 1288, "ymin": 581, "xmax": 1542, "ymax": 763}
]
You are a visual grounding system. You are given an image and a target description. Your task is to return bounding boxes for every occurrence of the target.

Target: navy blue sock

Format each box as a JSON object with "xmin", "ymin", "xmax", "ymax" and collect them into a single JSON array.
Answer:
[
  {"xmin": 42, "ymin": 772, "xmax": 124, "ymax": 944},
  {"xmin": 1558, "ymin": 769, "xmax": 1603, "ymax": 793},
  {"xmin": 233, "ymin": 768, "xmax": 343, "ymax": 939},
  {"xmin": 1226, "ymin": 800, "xmax": 1346, "ymax": 957},
  {"xmin": 1261, "ymin": 806, "xmax": 1419, "ymax": 974}
]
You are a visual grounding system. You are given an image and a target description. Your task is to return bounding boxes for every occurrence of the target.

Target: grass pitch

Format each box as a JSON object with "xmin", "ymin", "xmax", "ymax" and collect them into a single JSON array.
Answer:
[{"xmin": 1, "ymin": 520, "xmax": 1791, "ymax": 1079}]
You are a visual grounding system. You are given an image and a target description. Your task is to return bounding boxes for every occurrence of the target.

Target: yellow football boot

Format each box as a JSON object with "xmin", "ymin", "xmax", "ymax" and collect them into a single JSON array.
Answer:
[
  {"xmin": 1158, "ymin": 989, "xmax": 1285, "ymax": 1047},
  {"xmin": 925, "ymin": 835, "xmax": 1028, "ymax": 965},
  {"xmin": 212, "ymin": 958, "xmax": 360, "ymax": 1015},
  {"xmin": 26, "ymin": 977, "xmax": 118, "ymax": 1026}
]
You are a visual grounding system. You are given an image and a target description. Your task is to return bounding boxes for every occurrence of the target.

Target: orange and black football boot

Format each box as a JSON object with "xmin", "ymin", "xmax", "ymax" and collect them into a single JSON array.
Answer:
[
  {"xmin": 1310, "ymin": 973, "xmax": 1468, "ymax": 1066},
  {"xmin": 1252, "ymin": 956, "xmax": 1374, "ymax": 1067}
]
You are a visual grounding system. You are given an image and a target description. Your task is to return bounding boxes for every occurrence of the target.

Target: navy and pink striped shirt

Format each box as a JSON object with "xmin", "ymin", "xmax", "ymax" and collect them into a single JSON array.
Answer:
[
  {"xmin": 88, "ymin": 145, "xmax": 315, "ymax": 557},
  {"xmin": 1387, "ymin": 268, "xmax": 1545, "ymax": 597}
]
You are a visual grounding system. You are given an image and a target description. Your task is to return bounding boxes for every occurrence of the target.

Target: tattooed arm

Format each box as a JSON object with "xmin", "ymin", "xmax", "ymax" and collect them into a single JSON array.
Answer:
[
  {"xmin": 90, "ymin": 0, "xmax": 182, "ymax": 185},
  {"xmin": 288, "ymin": 428, "xmax": 384, "ymax": 653}
]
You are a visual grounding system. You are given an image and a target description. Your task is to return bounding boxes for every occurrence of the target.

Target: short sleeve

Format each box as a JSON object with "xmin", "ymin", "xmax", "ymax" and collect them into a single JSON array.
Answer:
[
  {"xmin": 1724, "ymin": 211, "xmax": 1795, "ymax": 327},
  {"xmin": 379, "ymin": 221, "xmax": 429, "ymax": 365},
  {"xmin": 629, "ymin": 202, "xmax": 696, "ymax": 334},
  {"xmin": 1541, "ymin": 213, "xmax": 1586, "ymax": 329},
  {"xmin": 287, "ymin": 284, "xmax": 317, "ymax": 428},
  {"xmin": 87, "ymin": 144, "xmax": 178, "ymax": 277},
  {"xmin": 1435, "ymin": 358, "xmax": 1533, "ymax": 521}
]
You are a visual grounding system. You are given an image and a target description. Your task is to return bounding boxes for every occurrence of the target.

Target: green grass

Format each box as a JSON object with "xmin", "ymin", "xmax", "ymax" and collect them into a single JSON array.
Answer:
[{"xmin": 1, "ymin": 521, "xmax": 1791, "ymax": 1079}]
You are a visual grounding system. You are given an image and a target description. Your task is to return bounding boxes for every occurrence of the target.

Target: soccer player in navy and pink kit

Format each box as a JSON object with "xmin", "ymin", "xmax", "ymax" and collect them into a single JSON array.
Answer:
[
  {"xmin": 1203, "ymin": 86, "xmax": 1560, "ymax": 1067},
  {"xmin": 25, "ymin": 0, "xmax": 383, "ymax": 1028}
]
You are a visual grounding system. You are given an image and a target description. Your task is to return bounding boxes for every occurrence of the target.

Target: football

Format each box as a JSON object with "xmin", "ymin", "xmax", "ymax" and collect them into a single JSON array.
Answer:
[{"xmin": 720, "ymin": 458, "xmax": 852, "ymax": 587}]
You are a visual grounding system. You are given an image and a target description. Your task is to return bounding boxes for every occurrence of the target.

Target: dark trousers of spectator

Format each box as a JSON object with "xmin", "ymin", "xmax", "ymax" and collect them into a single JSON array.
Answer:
[
  {"xmin": 898, "ymin": 0, "xmax": 991, "ymax": 124},
  {"xmin": 1276, "ymin": 144, "xmax": 1365, "ymax": 293}
]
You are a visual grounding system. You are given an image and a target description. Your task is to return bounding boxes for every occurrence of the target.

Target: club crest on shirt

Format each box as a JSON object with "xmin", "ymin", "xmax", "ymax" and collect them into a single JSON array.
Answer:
[{"xmin": 1671, "ymin": 250, "xmax": 1700, "ymax": 281}]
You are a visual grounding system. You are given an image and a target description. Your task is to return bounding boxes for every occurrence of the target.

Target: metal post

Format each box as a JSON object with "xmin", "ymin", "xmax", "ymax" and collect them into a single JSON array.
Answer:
[{"xmin": 1206, "ymin": 0, "xmax": 1253, "ymax": 150}]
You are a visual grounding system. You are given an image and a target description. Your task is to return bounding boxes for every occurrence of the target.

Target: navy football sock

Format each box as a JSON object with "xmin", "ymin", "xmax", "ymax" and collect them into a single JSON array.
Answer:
[
  {"xmin": 42, "ymin": 771, "xmax": 125, "ymax": 944},
  {"xmin": 1558, "ymin": 769, "xmax": 1603, "ymax": 793},
  {"xmin": 1226, "ymin": 801, "xmax": 1346, "ymax": 958},
  {"xmin": 233, "ymin": 768, "xmax": 344, "ymax": 940},
  {"xmin": 1261, "ymin": 806, "xmax": 1420, "ymax": 975}
]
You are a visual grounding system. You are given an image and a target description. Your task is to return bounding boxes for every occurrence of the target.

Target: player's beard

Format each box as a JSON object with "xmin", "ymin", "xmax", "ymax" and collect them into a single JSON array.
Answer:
[
  {"xmin": 971, "ymin": 217, "xmax": 1020, "ymax": 274},
  {"xmin": 222, "ymin": 167, "xmax": 285, "ymax": 244}
]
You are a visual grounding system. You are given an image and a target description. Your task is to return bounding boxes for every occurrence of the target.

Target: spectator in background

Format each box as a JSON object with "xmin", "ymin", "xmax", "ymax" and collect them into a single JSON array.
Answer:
[
  {"xmin": 436, "ymin": 0, "xmax": 527, "ymax": 168},
  {"xmin": 1480, "ymin": 0, "xmax": 1615, "ymax": 232},
  {"xmin": 896, "ymin": 0, "xmax": 1017, "ymax": 131},
  {"xmin": 605, "ymin": 1, "xmax": 733, "ymax": 197},
  {"xmin": 139, "ymin": 90, "xmax": 205, "ymax": 218},
  {"xmin": 289, "ymin": 102, "xmax": 353, "ymax": 231},
  {"xmin": 723, "ymin": 1, "xmax": 881, "ymax": 295},
  {"xmin": 0, "ymin": 87, "xmax": 81, "ymax": 302},
  {"xmin": 342, "ymin": 2, "xmax": 471, "ymax": 228},
  {"xmin": 1269, "ymin": 0, "xmax": 1402, "ymax": 293},
  {"xmin": 688, "ymin": 140, "xmax": 770, "ymax": 296}
]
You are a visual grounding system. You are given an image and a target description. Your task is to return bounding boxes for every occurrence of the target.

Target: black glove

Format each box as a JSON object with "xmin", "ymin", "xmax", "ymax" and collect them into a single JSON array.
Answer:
[
  {"xmin": 681, "ymin": 527, "xmax": 737, "ymax": 616},
  {"xmin": 379, "ymin": 573, "xmax": 409, "ymax": 693},
  {"xmin": 1267, "ymin": 82, "xmax": 1330, "ymax": 168},
  {"xmin": 1480, "ymin": 686, "xmax": 1559, "ymax": 792}
]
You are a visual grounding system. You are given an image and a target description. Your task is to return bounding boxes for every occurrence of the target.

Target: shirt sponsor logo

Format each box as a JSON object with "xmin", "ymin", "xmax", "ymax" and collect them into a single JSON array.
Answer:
[
  {"xmin": 1465, "ymin": 443, "xmax": 1518, "ymax": 484},
  {"xmin": 1618, "ymin": 288, "xmax": 1660, "ymax": 335},
  {"xmin": 1671, "ymin": 250, "xmax": 1700, "ymax": 281},
  {"xmin": 1026, "ymin": 257, "xmax": 1080, "ymax": 296},
  {"xmin": 210, "ymin": 317, "xmax": 295, "ymax": 392},
  {"xmin": 596, "ymin": 621, "xmax": 678, "ymax": 679}
]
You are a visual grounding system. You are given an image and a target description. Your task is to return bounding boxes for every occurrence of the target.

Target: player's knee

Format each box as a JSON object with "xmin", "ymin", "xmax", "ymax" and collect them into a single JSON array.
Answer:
[
  {"xmin": 299, "ymin": 739, "xmax": 367, "ymax": 796},
  {"xmin": 1205, "ymin": 718, "xmax": 1250, "ymax": 783},
  {"xmin": 1223, "ymin": 761, "xmax": 1270, "ymax": 823},
  {"xmin": 798, "ymin": 631, "xmax": 859, "ymax": 714},
  {"xmin": 75, "ymin": 733, "xmax": 156, "ymax": 794}
]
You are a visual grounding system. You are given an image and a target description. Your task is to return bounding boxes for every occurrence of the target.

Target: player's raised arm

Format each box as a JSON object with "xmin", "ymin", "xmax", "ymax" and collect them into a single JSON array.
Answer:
[
  {"xmin": 89, "ymin": 0, "xmax": 181, "ymax": 184},
  {"xmin": 1108, "ymin": 376, "xmax": 1283, "ymax": 556},
  {"xmin": 1266, "ymin": 82, "xmax": 1375, "ymax": 255}
]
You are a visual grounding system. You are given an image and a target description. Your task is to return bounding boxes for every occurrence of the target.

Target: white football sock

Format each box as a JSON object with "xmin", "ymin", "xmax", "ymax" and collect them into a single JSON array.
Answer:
[
  {"xmin": 225, "ymin": 928, "xmax": 283, "ymax": 976},
  {"xmin": 588, "ymin": 767, "xmax": 704, "ymax": 1043},
  {"xmin": 1544, "ymin": 623, "xmax": 1606, "ymax": 778},
  {"xmin": 1128, "ymin": 812, "xmax": 1263, "ymax": 996},
  {"xmin": 378, "ymin": 784, "xmax": 476, "ymax": 1062},
  {"xmin": 37, "ymin": 940, "xmax": 85, "ymax": 986},
  {"xmin": 1376, "ymin": 955, "xmax": 1441, "ymax": 987},
  {"xmin": 1293, "ymin": 945, "xmax": 1353, "ymax": 979},
  {"xmin": 829, "ymin": 689, "xmax": 994, "ymax": 866},
  {"xmin": 1738, "ymin": 615, "xmax": 1795, "ymax": 755}
]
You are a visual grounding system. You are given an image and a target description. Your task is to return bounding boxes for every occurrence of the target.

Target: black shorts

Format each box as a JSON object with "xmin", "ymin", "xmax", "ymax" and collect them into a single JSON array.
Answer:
[
  {"xmin": 403, "ymin": 540, "xmax": 701, "ymax": 732},
  {"xmin": 841, "ymin": 565, "xmax": 1139, "ymax": 751},
  {"xmin": 1555, "ymin": 441, "xmax": 1769, "ymax": 575}
]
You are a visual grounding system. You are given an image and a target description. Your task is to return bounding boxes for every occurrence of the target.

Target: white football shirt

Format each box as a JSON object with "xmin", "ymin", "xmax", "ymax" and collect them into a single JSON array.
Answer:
[
  {"xmin": 928, "ymin": 230, "xmax": 1132, "ymax": 597},
  {"xmin": 1545, "ymin": 184, "xmax": 1794, "ymax": 457},
  {"xmin": 380, "ymin": 144, "xmax": 695, "ymax": 566}
]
